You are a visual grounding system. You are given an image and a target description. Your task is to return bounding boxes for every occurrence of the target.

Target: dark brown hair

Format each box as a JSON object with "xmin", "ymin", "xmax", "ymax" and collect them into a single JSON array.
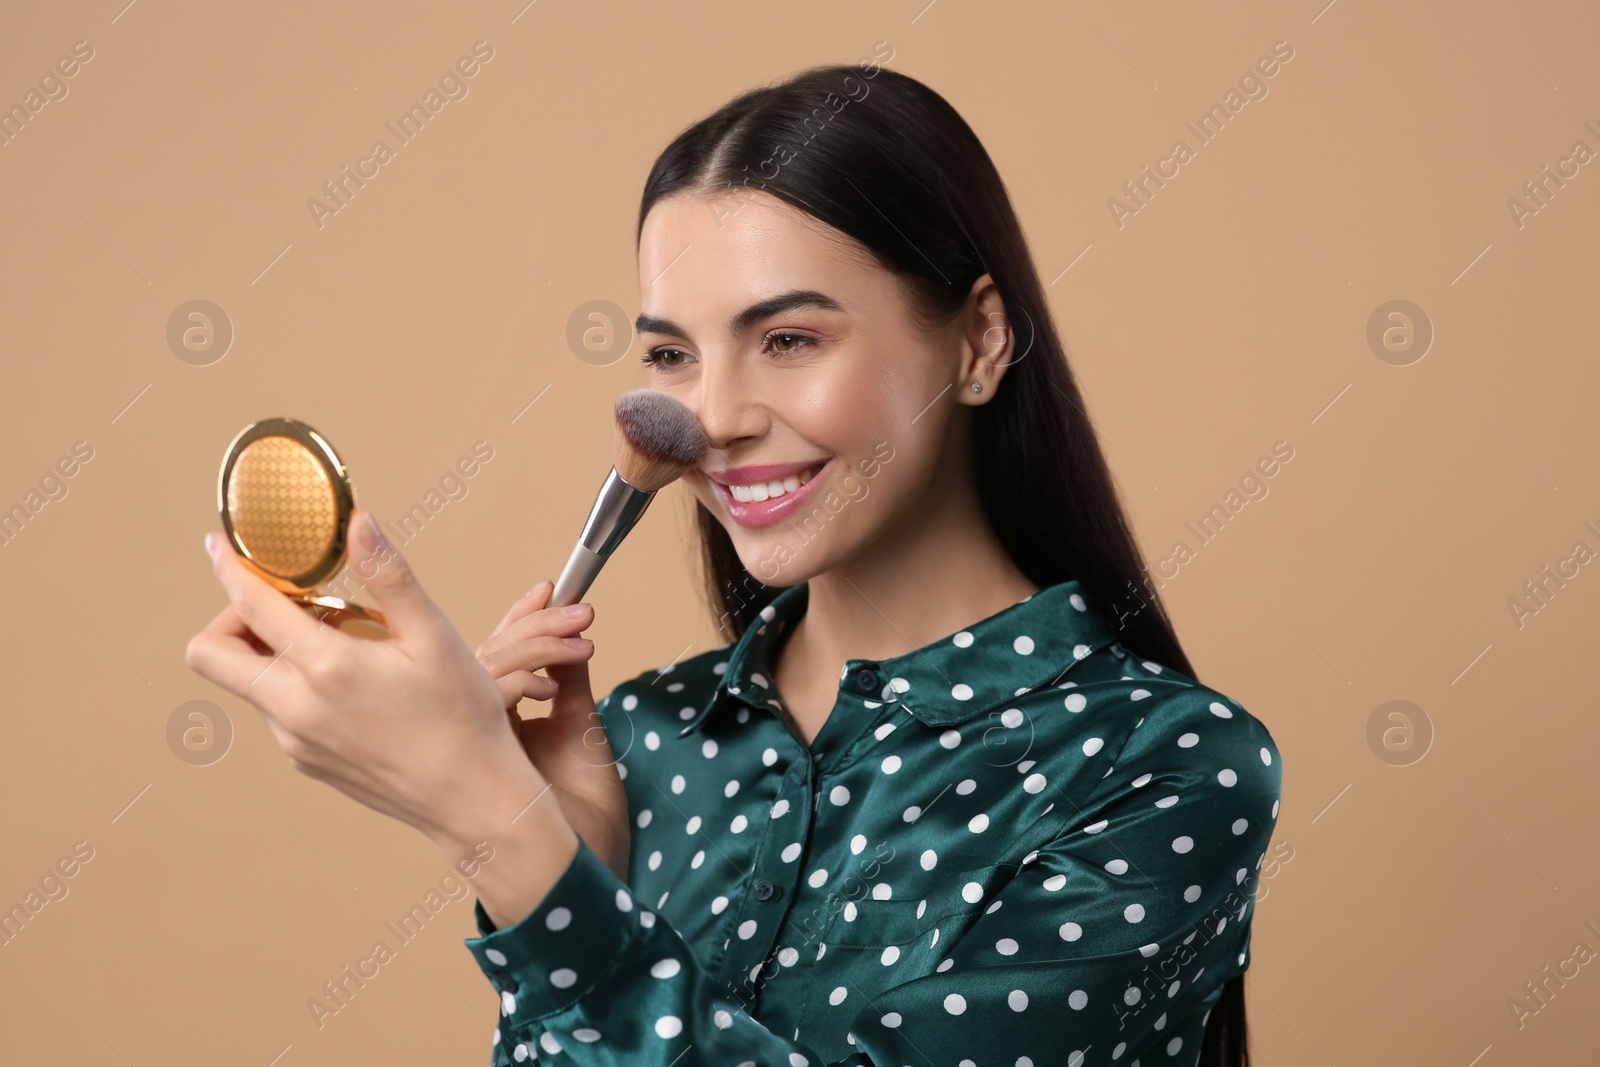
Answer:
[{"xmin": 635, "ymin": 61, "xmax": 1249, "ymax": 1064}]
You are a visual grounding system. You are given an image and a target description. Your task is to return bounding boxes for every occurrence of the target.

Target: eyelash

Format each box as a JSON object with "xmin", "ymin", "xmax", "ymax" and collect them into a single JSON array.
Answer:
[{"xmin": 640, "ymin": 331, "xmax": 817, "ymax": 371}]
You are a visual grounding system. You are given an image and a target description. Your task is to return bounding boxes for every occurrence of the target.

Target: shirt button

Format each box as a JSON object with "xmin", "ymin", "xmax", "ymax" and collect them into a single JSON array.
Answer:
[
  {"xmin": 851, "ymin": 665, "xmax": 882, "ymax": 693},
  {"xmin": 493, "ymin": 971, "xmax": 519, "ymax": 994},
  {"xmin": 752, "ymin": 878, "xmax": 781, "ymax": 901}
]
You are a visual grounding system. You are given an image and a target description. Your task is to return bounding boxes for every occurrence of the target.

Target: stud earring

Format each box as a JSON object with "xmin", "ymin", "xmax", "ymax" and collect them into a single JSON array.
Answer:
[{"xmin": 969, "ymin": 382, "xmax": 983, "ymax": 394}]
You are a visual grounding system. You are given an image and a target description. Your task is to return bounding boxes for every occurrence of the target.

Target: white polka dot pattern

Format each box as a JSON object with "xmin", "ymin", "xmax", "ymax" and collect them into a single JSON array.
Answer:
[{"xmin": 462, "ymin": 578, "xmax": 1282, "ymax": 1067}]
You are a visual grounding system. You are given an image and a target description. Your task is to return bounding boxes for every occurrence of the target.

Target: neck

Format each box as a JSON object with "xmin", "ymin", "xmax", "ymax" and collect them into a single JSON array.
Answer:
[{"xmin": 784, "ymin": 460, "xmax": 1040, "ymax": 673}]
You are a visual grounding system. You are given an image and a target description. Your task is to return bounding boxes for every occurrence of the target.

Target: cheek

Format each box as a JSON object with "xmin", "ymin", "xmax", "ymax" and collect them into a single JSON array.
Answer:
[
  {"xmin": 846, "ymin": 449, "xmax": 918, "ymax": 520},
  {"xmin": 684, "ymin": 475, "xmax": 718, "ymax": 517},
  {"xmin": 785, "ymin": 359, "xmax": 909, "ymax": 456},
  {"xmin": 785, "ymin": 376, "xmax": 869, "ymax": 449},
  {"xmin": 792, "ymin": 374, "xmax": 947, "ymax": 519}
]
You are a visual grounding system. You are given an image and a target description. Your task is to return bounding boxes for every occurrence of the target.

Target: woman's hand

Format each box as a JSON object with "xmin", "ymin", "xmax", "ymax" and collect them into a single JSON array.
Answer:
[
  {"xmin": 184, "ymin": 509, "xmax": 580, "ymax": 926},
  {"xmin": 476, "ymin": 581, "xmax": 631, "ymax": 882},
  {"xmin": 476, "ymin": 580, "xmax": 598, "ymax": 712}
]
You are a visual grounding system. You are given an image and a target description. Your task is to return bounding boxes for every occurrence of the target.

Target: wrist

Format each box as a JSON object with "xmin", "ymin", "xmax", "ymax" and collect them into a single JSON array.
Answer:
[{"xmin": 428, "ymin": 756, "xmax": 581, "ymax": 930}]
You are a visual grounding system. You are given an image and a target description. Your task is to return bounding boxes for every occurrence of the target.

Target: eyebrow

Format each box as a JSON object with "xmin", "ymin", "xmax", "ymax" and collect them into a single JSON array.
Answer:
[{"xmin": 635, "ymin": 289, "xmax": 846, "ymax": 340}]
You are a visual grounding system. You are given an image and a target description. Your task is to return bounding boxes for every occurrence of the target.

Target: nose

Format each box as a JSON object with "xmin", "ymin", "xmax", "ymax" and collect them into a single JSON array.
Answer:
[{"xmin": 691, "ymin": 347, "xmax": 769, "ymax": 456}]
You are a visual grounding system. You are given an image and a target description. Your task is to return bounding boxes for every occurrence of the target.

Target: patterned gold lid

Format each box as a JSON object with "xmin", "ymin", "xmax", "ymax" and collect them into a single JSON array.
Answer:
[
  {"xmin": 217, "ymin": 418, "xmax": 387, "ymax": 638},
  {"xmin": 225, "ymin": 434, "xmax": 338, "ymax": 579}
]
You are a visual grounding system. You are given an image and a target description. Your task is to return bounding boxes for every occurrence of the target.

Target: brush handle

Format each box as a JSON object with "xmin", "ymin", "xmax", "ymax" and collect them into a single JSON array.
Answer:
[
  {"xmin": 550, "ymin": 543, "xmax": 606, "ymax": 608},
  {"xmin": 549, "ymin": 468, "xmax": 655, "ymax": 607}
]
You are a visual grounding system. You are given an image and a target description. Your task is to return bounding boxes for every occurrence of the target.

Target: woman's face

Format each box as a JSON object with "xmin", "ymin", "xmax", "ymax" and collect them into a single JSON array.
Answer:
[{"xmin": 636, "ymin": 189, "xmax": 995, "ymax": 586}]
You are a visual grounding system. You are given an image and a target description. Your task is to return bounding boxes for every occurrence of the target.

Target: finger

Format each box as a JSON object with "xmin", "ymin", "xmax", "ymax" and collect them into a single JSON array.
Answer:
[
  {"xmin": 498, "ymin": 670, "xmax": 561, "ymax": 708},
  {"xmin": 477, "ymin": 633, "xmax": 594, "ymax": 680},
  {"xmin": 185, "ymin": 603, "xmax": 298, "ymax": 702},
  {"xmin": 344, "ymin": 508, "xmax": 449, "ymax": 645},
  {"xmin": 203, "ymin": 601, "xmax": 274, "ymax": 656},
  {"xmin": 206, "ymin": 530, "xmax": 323, "ymax": 656},
  {"xmin": 476, "ymin": 603, "xmax": 592, "ymax": 668},
  {"xmin": 524, "ymin": 600, "xmax": 594, "ymax": 636},
  {"xmin": 493, "ymin": 592, "xmax": 593, "ymax": 644},
  {"xmin": 490, "ymin": 579, "xmax": 554, "ymax": 638}
]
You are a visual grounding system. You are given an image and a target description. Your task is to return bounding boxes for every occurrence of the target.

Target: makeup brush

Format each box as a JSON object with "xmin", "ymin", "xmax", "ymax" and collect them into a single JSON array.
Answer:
[{"xmin": 549, "ymin": 390, "xmax": 710, "ymax": 607}]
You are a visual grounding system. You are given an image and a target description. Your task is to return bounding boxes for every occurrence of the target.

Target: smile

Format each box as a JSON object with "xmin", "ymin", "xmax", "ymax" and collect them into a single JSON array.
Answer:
[
  {"xmin": 726, "ymin": 463, "xmax": 823, "ymax": 503},
  {"xmin": 707, "ymin": 459, "xmax": 832, "ymax": 529}
]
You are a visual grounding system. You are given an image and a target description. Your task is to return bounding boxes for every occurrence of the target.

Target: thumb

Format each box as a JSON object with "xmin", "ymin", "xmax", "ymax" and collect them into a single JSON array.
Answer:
[
  {"xmin": 545, "ymin": 659, "xmax": 615, "ymax": 769},
  {"xmin": 545, "ymin": 659, "xmax": 596, "ymax": 724},
  {"xmin": 346, "ymin": 508, "xmax": 445, "ymax": 642}
]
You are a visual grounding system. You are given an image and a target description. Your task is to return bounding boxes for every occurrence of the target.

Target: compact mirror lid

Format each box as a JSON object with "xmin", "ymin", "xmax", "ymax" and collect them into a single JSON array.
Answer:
[
  {"xmin": 217, "ymin": 417, "xmax": 388, "ymax": 639},
  {"xmin": 218, "ymin": 417, "xmax": 352, "ymax": 592}
]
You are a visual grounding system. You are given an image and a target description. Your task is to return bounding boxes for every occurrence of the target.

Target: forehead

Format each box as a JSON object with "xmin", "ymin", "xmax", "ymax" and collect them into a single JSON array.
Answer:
[{"xmin": 638, "ymin": 190, "xmax": 884, "ymax": 317}]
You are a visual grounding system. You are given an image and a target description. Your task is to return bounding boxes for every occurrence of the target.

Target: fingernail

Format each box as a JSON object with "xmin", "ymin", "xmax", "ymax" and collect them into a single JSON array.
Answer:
[
  {"xmin": 364, "ymin": 510, "xmax": 390, "ymax": 550},
  {"xmin": 528, "ymin": 579, "xmax": 553, "ymax": 598},
  {"xmin": 563, "ymin": 637, "xmax": 592, "ymax": 648},
  {"xmin": 563, "ymin": 603, "xmax": 590, "ymax": 617},
  {"xmin": 204, "ymin": 531, "xmax": 221, "ymax": 560}
]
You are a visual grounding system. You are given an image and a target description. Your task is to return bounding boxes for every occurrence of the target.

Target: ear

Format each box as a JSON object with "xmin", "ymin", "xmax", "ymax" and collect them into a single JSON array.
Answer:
[{"xmin": 958, "ymin": 273, "xmax": 1015, "ymax": 404}]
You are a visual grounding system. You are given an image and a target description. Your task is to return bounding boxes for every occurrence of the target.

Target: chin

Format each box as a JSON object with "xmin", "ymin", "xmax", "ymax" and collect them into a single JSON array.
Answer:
[
  {"xmin": 730, "ymin": 534, "xmax": 811, "ymax": 588},
  {"xmin": 724, "ymin": 523, "xmax": 848, "ymax": 588}
]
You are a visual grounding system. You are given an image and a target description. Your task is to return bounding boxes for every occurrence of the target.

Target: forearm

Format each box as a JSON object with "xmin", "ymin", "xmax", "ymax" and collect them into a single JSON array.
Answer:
[{"xmin": 428, "ymin": 757, "xmax": 581, "ymax": 931}]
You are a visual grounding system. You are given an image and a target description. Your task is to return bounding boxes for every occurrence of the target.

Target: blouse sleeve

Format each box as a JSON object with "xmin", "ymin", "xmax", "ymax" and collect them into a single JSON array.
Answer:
[
  {"xmin": 461, "ymin": 686, "xmax": 1282, "ymax": 1066},
  {"xmin": 463, "ymin": 833, "xmax": 849, "ymax": 1066}
]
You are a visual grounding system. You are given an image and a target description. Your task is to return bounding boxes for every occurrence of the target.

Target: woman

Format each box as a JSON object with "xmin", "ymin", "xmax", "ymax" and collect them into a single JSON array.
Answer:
[{"xmin": 188, "ymin": 63, "xmax": 1281, "ymax": 1066}]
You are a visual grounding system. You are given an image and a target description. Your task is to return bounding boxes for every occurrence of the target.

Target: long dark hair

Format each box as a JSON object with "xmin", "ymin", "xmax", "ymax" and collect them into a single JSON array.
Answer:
[{"xmin": 635, "ymin": 62, "xmax": 1250, "ymax": 1065}]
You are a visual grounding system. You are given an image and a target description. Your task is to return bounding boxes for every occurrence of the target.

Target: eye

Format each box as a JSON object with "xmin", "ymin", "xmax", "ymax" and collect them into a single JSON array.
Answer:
[
  {"xmin": 640, "ymin": 347, "xmax": 692, "ymax": 370},
  {"xmin": 764, "ymin": 331, "xmax": 816, "ymax": 356},
  {"xmin": 642, "ymin": 332, "xmax": 817, "ymax": 371}
]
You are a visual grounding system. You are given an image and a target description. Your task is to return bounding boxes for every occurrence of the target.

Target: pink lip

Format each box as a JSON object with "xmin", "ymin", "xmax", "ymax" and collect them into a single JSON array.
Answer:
[{"xmin": 707, "ymin": 458, "xmax": 832, "ymax": 529}]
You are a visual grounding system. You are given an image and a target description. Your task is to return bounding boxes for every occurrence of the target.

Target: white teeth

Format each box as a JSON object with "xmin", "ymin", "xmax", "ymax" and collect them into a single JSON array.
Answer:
[{"xmin": 727, "ymin": 463, "xmax": 823, "ymax": 504}]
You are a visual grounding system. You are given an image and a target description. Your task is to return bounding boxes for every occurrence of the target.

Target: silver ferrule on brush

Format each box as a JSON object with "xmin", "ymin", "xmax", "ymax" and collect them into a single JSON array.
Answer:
[{"xmin": 550, "ymin": 468, "xmax": 655, "ymax": 607}]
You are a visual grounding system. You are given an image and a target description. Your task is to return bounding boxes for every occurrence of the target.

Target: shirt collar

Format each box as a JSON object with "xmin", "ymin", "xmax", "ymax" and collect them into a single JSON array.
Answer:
[{"xmin": 676, "ymin": 576, "xmax": 1120, "ymax": 738}]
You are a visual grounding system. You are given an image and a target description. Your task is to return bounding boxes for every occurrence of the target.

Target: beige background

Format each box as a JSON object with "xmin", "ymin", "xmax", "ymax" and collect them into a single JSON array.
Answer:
[{"xmin": 2, "ymin": 0, "xmax": 1597, "ymax": 1062}]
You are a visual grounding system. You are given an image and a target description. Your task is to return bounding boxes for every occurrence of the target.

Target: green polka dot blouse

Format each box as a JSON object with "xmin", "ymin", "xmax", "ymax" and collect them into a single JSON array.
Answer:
[{"xmin": 464, "ymin": 577, "xmax": 1283, "ymax": 1066}]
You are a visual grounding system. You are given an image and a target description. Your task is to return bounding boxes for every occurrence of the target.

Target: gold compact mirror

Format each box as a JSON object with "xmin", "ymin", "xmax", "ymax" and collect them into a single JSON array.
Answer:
[{"xmin": 217, "ymin": 417, "xmax": 389, "ymax": 640}]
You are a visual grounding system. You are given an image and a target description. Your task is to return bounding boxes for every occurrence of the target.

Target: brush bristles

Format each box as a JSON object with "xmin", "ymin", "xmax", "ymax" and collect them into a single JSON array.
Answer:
[{"xmin": 614, "ymin": 390, "xmax": 709, "ymax": 492}]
